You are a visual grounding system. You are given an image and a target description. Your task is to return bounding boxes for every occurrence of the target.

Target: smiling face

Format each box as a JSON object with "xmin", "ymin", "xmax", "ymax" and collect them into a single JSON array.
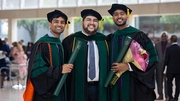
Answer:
[
  {"xmin": 49, "ymin": 17, "xmax": 66, "ymax": 38},
  {"xmin": 112, "ymin": 9, "xmax": 128, "ymax": 29},
  {"xmin": 82, "ymin": 15, "xmax": 99, "ymax": 36}
]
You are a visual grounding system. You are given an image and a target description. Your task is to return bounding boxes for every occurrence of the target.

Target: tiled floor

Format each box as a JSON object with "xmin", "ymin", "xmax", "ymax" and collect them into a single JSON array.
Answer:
[
  {"xmin": 0, "ymin": 79, "xmax": 179, "ymax": 101},
  {"xmin": 0, "ymin": 80, "xmax": 24, "ymax": 101}
]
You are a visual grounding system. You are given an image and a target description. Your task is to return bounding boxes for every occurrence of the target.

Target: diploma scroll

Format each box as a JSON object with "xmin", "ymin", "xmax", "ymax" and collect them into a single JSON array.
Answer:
[
  {"xmin": 104, "ymin": 36, "xmax": 132, "ymax": 87},
  {"xmin": 54, "ymin": 41, "xmax": 82, "ymax": 96}
]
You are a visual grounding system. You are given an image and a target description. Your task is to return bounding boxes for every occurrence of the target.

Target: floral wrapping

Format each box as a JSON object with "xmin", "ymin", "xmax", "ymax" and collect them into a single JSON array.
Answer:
[{"xmin": 110, "ymin": 40, "xmax": 149, "ymax": 85}]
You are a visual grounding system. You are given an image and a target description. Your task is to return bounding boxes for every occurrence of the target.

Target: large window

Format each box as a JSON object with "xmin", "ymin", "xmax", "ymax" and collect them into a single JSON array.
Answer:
[
  {"xmin": 161, "ymin": 0, "xmax": 180, "ymax": 2},
  {"xmin": 22, "ymin": 0, "xmax": 38, "ymax": 9},
  {"xmin": 17, "ymin": 19, "xmax": 48, "ymax": 43},
  {"xmin": 98, "ymin": 0, "xmax": 117, "ymax": 5},
  {"xmin": 3, "ymin": 0, "xmax": 20, "ymax": 10},
  {"xmin": 120, "ymin": 0, "xmax": 138, "ymax": 4},
  {"xmin": 78, "ymin": 0, "xmax": 97, "ymax": 6},
  {"xmin": 59, "ymin": 0, "xmax": 76, "ymax": 7},
  {"xmin": 0, "ymin": 19, "xmax": 8, "ymax": 39},
  {"xmin": 40, "ymin": 0, "xmax": 58, "ymax": 8},
  {"xmin": 0, "ymin": 0, "xmax": 179, "ymax": 10},
  {"xmin": 139, "ymin": 0, "xmax": 159, "ymax": 3},
  {"xmin": 135, "ymin": 15, "xmax": 180, "ymax": 43},
  {"xmin": 0, "ymin": 0, "xmax": 2, "ymax": 10}
]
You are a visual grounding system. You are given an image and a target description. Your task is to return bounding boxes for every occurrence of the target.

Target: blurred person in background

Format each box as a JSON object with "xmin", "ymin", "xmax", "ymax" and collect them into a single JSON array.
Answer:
[
  {"xmin": 0, "ymin": 38, "xmax": 11, "ymax": 88},
  {"xmin": 155, "ymin": 31, "xmax": 171, "ymax": 100},
  {"xmin": 9, "ymin": 42, "xmax": 27, "ymax": 88},
  {"xmin": 19, "ymin": 39, "xmax": 26, "ymax": 52},
  {"xmin": 25, "ymin": 42, "xmax": 33, "ymax": 60},
  {"xmin": 163, "ymin": 35, "xmax": 180, "ymax": 101}
]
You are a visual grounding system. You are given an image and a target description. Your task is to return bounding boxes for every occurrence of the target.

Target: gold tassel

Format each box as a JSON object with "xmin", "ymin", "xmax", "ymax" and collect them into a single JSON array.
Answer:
[
  {"xmin": 127, "ymin": 9, "xmax": 130, "ymax": 18},
  {"xmin": 66, "ymin": 21, "xmax": 69, "ymax": 29}
]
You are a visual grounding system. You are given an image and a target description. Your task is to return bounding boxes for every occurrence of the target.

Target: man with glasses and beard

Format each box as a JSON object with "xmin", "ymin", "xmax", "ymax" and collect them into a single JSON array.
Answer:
[
  {"xmin": 62, "ymin": 9, "xmax": 110, "ymax": 101},
  {"xmin": 107, "ymin": 4, "xmax": 158, "ymax": 101}
]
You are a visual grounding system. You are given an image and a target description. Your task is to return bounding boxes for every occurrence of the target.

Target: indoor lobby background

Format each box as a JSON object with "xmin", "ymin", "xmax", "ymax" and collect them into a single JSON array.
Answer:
[
  {"xmin": 0, "ymin": 0, "xmax": 180, "ymax": 45},
  {"xmin": 0, "ymin": 0, "xmax": 180, "ymax": 101}
]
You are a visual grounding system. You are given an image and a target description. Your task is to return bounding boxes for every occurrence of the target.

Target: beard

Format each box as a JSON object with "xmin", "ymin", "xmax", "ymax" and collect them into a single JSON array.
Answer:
[
  {"xmin": 114, "ymin": 20, "xmax": 127, "ymax": 27},
  {"xmin": 83, "ymin": 24, "xmax": 98, "ymax": 35}
]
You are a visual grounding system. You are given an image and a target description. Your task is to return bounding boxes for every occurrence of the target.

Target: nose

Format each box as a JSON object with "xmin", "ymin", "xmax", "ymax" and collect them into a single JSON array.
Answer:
[
  {"xmin": 89, "ymin": 20, "xmax": 94, "ymax": 24},
  {"xmin": 57, "ymin": 22, "xmax": 63, "ymax": 26},
  {"xmin": 117, "ymin": 14, "xmax": 122, "ymax": 18}
]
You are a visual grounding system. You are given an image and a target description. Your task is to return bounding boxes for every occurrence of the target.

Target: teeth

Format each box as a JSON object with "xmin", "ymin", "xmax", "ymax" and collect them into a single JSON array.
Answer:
[
  {"xmin": 56, "ymin": 27, "xmax": 61, "ymax": 29},
  {"xmin": 118, "ymin": 19, "xmax": 122, "ymax": 22},
  {"xmin": 88, "ymin": 25, "xmax": 94, "ymax": 29}
]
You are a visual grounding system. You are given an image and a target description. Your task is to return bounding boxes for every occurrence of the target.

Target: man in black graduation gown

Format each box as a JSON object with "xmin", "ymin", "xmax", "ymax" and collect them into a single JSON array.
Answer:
[
  {"xmin": 62, "ymin": 9, "xmax": 109, "ymax": 101},
  {"xmin": 107, "ymin": 4, "xmax": 158, "ymax": 101},
  {"xmin": 23, "ymin": 10, "xmax": 73, "ymax": 101}
]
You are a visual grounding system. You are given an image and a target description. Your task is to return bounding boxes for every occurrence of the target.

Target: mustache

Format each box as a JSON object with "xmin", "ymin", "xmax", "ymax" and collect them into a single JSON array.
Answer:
[{"xmin": 87, "ymin": 24, "xmax": 96, "ymax": 27}]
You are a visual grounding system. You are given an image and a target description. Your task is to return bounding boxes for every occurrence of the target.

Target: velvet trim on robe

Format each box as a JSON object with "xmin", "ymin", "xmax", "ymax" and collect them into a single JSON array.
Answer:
[
  {"xmin": 62, "ymin": 31, "xmax": 110, "ymax": 101},
  {"xmin": 27, "ymin": 34, "xmax": 66, "ymax": 101}
]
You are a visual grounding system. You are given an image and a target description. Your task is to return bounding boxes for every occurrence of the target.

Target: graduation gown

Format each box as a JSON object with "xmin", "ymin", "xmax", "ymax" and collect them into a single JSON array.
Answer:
[
  {"xmin": 27, "ymin": 34, "xmax": 66, "ymax": 101},
  {"xmin": 62, "ymin": 31, "xmax": 110, "ymax": 101},
  {"xmin": 108, "ymin": 26, "xmax": 158, "ymax": 101}
]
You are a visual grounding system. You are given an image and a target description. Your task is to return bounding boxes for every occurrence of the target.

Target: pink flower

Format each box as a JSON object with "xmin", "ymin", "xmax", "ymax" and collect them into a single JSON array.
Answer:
[{"xmin": 129, "ymin": 40, "xmax": 149, "ymax": 72}]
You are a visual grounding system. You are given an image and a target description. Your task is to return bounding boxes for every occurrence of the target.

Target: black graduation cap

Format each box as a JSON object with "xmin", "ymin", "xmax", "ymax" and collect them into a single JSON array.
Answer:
[
  {"xmin": 81, "ymin": 9, "xmax": 102, "ymax": 21},
  {"xmin": 47, "ymin": 10, "xmax": 70, "ymax": 24},
  {"xmin": 108, "ymin": 4, "xmax": 132, "ymax": 17}
]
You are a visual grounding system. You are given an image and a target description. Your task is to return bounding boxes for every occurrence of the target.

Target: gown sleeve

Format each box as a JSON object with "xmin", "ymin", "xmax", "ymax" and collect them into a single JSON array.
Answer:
[
  {"xmin": 28, "ymin": 42, "xmax": 62, "ymax": 97},
  {"xmin": 129, "ymin": 31, "xmax": 158, "ymax": 91}
]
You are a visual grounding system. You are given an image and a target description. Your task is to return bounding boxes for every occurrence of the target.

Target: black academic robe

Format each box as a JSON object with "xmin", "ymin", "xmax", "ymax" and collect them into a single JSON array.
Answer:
[
  {"xmin": 62, "ymin": 31, "xmax": 110, "ymax": 101},
  {"xmin": 26, "ymin": 34, "xmax": 66, "ymax": 101},
  {"xmin": 108, "ymin": 26, "xmax": 158, "ymax": 101}
]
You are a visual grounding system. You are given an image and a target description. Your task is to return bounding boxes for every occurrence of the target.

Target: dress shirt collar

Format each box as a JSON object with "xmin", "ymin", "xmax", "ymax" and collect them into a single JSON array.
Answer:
[
  {"xmin": 48, "ymin": 31, "xmax": 56, "ymax": 37},
  {"xmin": 172, "ymin": 42, "xmax": 178, "ymax": 45}
]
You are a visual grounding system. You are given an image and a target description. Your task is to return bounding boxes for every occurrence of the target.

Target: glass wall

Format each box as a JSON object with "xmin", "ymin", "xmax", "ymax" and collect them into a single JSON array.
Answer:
[
  {"xmin": 78, "ymin": 0, "xmax": 97, "ymax": 6},
  {"xmin": 17, "ymin": 19, "xmax": 49, "ymax": 44},
  {"xmin": 0, "ymin": 19, "xmax": 8, "ymax": 39},
  {"xmin": 98, "ymin": 0, "xmax": 117, "ymax": 5},
  {"xmin": 161, "ymin": 0, "xmax": 180, "ymax": 2},
  {"xmin": 0, "ymin": 0, "xmax": 2, "ymax": 9},
  {"xmin": 59, "ymin": 0, "xmax": 76, "ymax": 7},
  {"xmin": 139, "ymin": 0, "xmax": 159, "ymax": 3},
  {"xmin": 135, "ymin": 14, "xmax": 180, "ymax": 43},
  {"xmin": 0, "ymin": 0, "xmax": 180, "ymax": 10},
  {"xmin": 3, "ymin": 0, "xmax": 20, "ymax": 10},
  {"xmin": 40, "ymin": 0, "xmax": 58, "ymax": 8},
  {"xmin": 21, "ymin": 0, "xmax": 39, "ymax": 9},
  {"xmin": 121, "ymin": 0, "xmax": 138, "ymax": 4}
]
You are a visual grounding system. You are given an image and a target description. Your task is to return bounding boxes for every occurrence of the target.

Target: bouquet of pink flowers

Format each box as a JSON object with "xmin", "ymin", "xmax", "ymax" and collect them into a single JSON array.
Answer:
[
  {"xmin": 110, "ymin": 40, "xmax": 149, "ymax": 85},
  {"xmin": 128, "ymin": 40, "xmax": 149, "ymax": 71}
]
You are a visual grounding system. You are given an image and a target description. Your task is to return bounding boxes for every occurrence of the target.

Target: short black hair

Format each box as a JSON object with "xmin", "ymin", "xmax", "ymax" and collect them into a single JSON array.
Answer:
[{"xmin": 170, "ymin": 35, "xmax": 177, "ymax": 42}]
